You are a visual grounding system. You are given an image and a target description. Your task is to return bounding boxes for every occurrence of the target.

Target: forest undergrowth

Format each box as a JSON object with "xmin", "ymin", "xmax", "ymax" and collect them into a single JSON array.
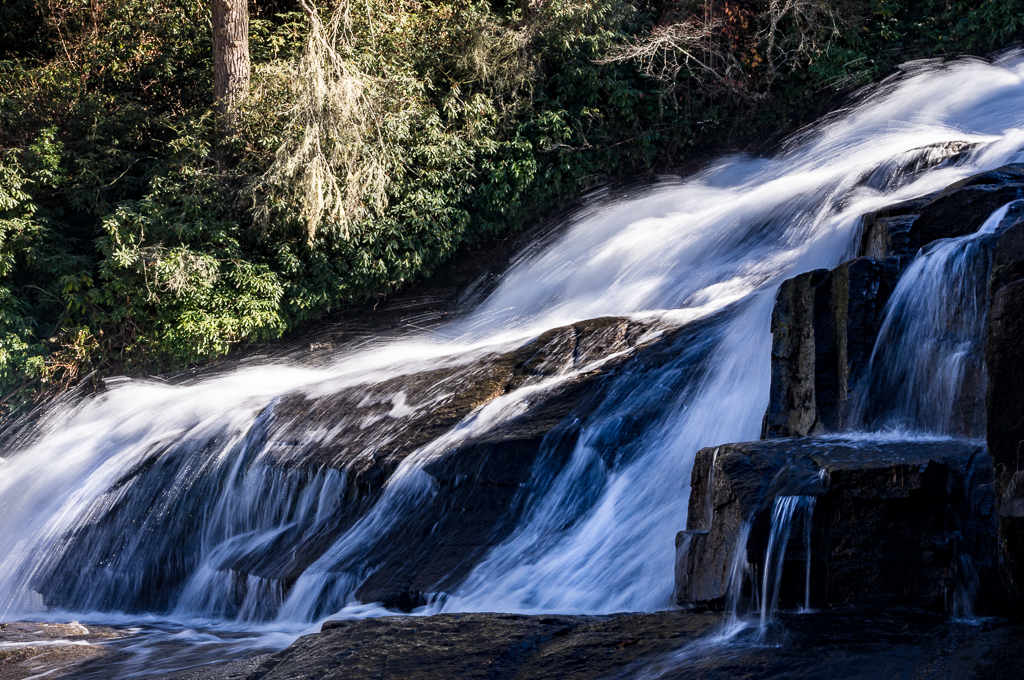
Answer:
[{"xmin": 1, "ymin": 0, "xmax": 1022, "ymax": 412}]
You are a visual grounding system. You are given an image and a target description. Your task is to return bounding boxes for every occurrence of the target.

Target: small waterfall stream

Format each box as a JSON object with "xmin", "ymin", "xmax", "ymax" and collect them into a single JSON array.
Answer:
[
  {"xmin": 3, "ymin": 55, "xmax": 1024, "ymax": 675},
  {"xmin": 801, "ymin": 498, "xmax": 814, "ymax": 613},
  {"xmin": 857, "ymin": 200, "xmax": 1023, "ymax": 435},
  {"xmin": 722, "ymin": 198, "xmax": 1021, "ymax": 628},
  {"xmin": 760, "ymin": 496, "xmax": 815, "ymax": 629}
]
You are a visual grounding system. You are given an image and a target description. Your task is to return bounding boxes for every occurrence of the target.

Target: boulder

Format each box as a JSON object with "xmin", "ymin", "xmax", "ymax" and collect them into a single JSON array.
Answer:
[
  {"xmin": 762, "ymin": 257, "xmax": 900, "ymax": 437},
  {"xmin": 675, "ymin": 439, "xmax": 996, "ymax": 613},
  {"xmin": 0, "ymin": 622, "xmax": 126, "ymax": 679}
]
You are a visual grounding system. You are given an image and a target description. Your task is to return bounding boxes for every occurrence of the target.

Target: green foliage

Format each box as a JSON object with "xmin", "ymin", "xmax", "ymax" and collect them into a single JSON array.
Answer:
[
  {"xmin": 96, "ymin": 159, "xmax": 287, "ymax": 366},
  {"xmin": 0, "ymin": 152, "xmax": 46, "ymax": 393},
  {"xmin": 0, "ymin": 0, "xmax": 1021, "ymax": 408}
]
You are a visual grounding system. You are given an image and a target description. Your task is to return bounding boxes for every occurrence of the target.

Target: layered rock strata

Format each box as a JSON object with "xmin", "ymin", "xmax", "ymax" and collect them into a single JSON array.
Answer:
[
  {"xmin": 674, "ymin": 439, "xmax": 994, "ymax": 612},
  {"xmin": 762, "ymin": 257, "xmax": 900, "ymax": 437},
  {"xmin": 698, "ymin": 163, "xmax": 1024, "ymax": 615}
]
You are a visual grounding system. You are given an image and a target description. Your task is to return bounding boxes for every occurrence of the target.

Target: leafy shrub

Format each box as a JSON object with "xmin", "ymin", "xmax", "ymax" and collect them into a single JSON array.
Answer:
[{"xmin": 0, "ymin": 0, "xmax": 1021, "ymax": 411}]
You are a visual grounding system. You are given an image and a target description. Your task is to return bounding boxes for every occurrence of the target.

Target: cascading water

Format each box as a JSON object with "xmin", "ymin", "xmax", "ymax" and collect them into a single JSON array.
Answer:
[
  {"xmin": 759, "ymin": 496, "xmax": 815, "ymax": 630},
  {"xmin": 4, "ymin": 55, "xmax": 1024, "ymax": 674},
  {"xmin": 857, "ymin": 200, "xmax": 1024, "ymax": 435},
  {"xmin": 801, "ymin": 498, "xmax": 814, "ymax": 613}
]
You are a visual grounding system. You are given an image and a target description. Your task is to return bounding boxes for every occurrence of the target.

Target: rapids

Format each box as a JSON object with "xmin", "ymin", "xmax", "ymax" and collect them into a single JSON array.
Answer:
[{"xmin": 3, "ymin": 53, "xmax": 1024, "ymax": 675}]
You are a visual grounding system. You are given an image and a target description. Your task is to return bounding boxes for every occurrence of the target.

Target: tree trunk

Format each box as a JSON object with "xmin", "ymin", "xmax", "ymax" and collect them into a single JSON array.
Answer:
[{"xmin": 212, "ymin": 0, "xmax": 250, "ymax": 116}]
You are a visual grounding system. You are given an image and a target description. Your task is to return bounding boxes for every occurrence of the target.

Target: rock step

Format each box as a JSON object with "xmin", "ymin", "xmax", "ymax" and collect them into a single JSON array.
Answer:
[
  {"xmin": 675, "ymin": 438, "xmax": 998, "ymax": 613},
  {"xmin": 763, "ymin": 161, "xmax": 1024, "ymax": 605},
  {"xmin": 860, "ymin": 162, "xmax": 1024, "ymax": 260},
  {"xmin": 767, "ymin": 163, "xmax": 1024, "ymax": 439}
]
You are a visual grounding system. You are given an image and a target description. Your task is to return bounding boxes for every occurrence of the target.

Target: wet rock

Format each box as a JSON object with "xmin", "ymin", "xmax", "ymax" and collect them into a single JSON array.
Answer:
[
  {"xmin": 986, "ymin": 218, "xmax": 1024, "ymax": 599},
  {"xmin": 261, "ymin": 317, "xmax": 665, "ymax": 607},
  {"xmin": 762, "ymin": 257, "xmax": 900, "ymax": 437},
  {"xmin": 0, "ymin": 622, "xmax": 126, "ymax": 680},
  {"xmin": 129, "ymin": 655, "xmax": 273, "ymax": 680},
  {"xmin": 268, "ymin": 612, "xmax": 703, "ymax": 680},
  {"xmin": 35, "ymin": 316, "xmax": 656, "ymax": 614},
  {"xmin": 990, "ymin": 213, "xmax": 1024, "ymax": 292},
  {"xmin": 858, "ymin": 141, "xmax": 978, "ymax": 198},
  {"xmin": 675, "ymin": 439, "xmax": 996, "ymax": 612},
  {"xmin": 161, "ymin": 610, "xmax": 1024, "ymax": 680},
  {"xmin": 266, "ymin": 316, "xmax": 649, "ymax": 482},
  {"xmin": 859, "ymin": 197, "xmax": 931, "ymax": 259},
  {"xmin": 346, "ymin": 316, "xmax": 720, "ymax": 607},
  {"xmin": 908, "ymin": 165, "xmax": 1024, "ymax": 251},
  {"xmin": 763, "ymin": 272, "xmax": 819, "ymax": 438},
  {"xmin": 768, "ymin": 165, "xmax": 1024, "ymax": 439},
  {"xmin": 35, "ymin": 312, "xmax": 715, "ymax": 615},
  {"xmin": 230, "ymin": 612, "xmax": 720, "ymax": 680},
  {"xmin": 349, "ymin": 424, "xmax": 583, "ymax": 607},
  {"xmin": 858, "ymin": 163, "xmax": 1024, "ymax": 259}
]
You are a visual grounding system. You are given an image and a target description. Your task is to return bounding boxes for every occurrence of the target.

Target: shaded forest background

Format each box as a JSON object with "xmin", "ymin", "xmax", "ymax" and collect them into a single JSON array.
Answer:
[{"xmin": 1, "ymin": 0, "xmax": 1022, "ymax": 409}]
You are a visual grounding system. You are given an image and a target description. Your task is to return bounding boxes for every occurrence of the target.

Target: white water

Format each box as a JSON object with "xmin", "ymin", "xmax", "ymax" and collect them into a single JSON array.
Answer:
[
  {"xmin": 2, "ymin": 56, "xmax": 1024, "ymax": 666},
  {"xmin": 858, "ymin": 200, "xmax": 1022, "ymax": 435},
  {"xmin": 760, "ymin": 496, "xmax": 815, "ymax": 629}
]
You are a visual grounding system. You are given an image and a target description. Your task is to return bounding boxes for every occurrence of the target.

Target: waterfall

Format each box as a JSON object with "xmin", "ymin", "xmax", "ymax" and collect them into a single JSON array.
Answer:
[
  {"xmin": 802, "ymin": 498, "xmax": 814, "ymax": 613},
  {"xmin": 858, "ymin": 200, "xmax": 1023, "ymax": 435},
  {"xmin": 725, "ymin": 522, "xmax": 755, "ymax": 624},
  {"xmin": 759, "ymin": 496, "xmax": 815, "ymax": 629},
  {"xmin": 2, "ymin": 55, "xmax": 1024, "ymax": 636}
]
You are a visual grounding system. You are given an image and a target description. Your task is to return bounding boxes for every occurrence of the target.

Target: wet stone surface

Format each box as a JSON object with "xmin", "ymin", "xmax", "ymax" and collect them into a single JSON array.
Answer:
[
  {"xmin": 32, "ymin": 311, "xmax": 720, "ymax": 615},
  {"xmin": 675, "ymin": 439, "xmax": 997, "ymax": 613},
  {"xmin": 987, "ymin": 203, "xmax": 1024, "ymax": 597},
  {"xmin": 859, "ymin": 163, "xmax": 1024, "ymax": 260},
  {"xmin": 0, "ymin": 621, "xmax": 127, "ymax": 680},
  {"xmin": 762, "ymin": 257, "xmax": 900, "ymax": 438},
  {"xmin": 122, "ymin": 610, "xmax": 1024, "ymax": 680}
]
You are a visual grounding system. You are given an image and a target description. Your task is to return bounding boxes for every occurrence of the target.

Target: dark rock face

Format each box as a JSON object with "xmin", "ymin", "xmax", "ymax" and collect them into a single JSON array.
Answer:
[
  {"xmin": 860, "ymin": 163, "xmax": 1024, "ymax": 259},
  {"xmin": 762, "ymin": 257, "xmax": 899, "ymax": 437},
  {"xmin": 345, "ymin": 423, "xmax": 583, "ymax": 608},
  {"xmin": 731, "ymin": 163, "xmax": 1024, "ymax": 615},
  {"xmin": 675, "ymin": 439, "xmax": 996, "ymax": 613},
  {"xmin": 859, "ymin": 197, "xmax": 930, "ymax": 260},
  {"xmin": 990, "ymin": 214, "xmax": 1024, "ymax": 292},
  {"xmin": 340, "ymin": 314, "xmax": 722, "ymax": 607},
  {"xmin": 768, "ymin": 164, "xmax": 1024, "ymax": 440},
  {"xmin": 910, "ymin": 164, "xmax": 1024, "ymax": 252},
  {"xmin": 986, "ymin": 218, "xmax": 1024, "ymax": 598},
  {"xmin": 37, "ymin": 316, "xmax": 660, "ymax": 613},
  {"xmin": 268, "ymin": 316, "xmax": 651, "ymax": 494},
  {"xmin": 36, "ymin": 311, "xmax": 725, "ymax": 615}
]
